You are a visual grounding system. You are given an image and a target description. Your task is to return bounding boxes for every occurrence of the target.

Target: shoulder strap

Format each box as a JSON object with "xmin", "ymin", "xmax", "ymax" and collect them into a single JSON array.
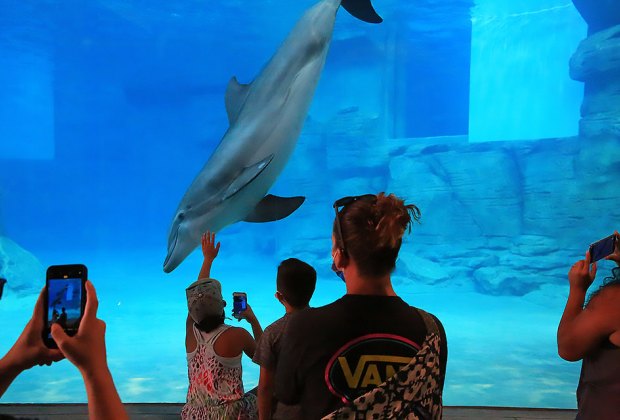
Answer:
[
  {"xmin": 416, "ymin": 308, "xmax": 439, "ymax": 337},
  {"xmin": 206, "ymin": 324, "xmax": 230, "ymax": 345},
  {"xmin": 192, "ymin": 323, "xmax": 205, "ymax": 344}
]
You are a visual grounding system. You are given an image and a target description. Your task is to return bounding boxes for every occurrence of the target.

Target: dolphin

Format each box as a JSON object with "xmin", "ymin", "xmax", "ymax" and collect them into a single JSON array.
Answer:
[{"xmin": 163, "ymin": 0, "xmax": 382, "ymax": 273}]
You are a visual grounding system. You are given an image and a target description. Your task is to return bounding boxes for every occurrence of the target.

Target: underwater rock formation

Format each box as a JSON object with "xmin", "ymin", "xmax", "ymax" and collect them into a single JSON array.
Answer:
[
  {"xmin": 0, "ymin": 236, "xmax": 44, "ymax": 297},
  {"xmin": 570, "ymin": 25, "xmax": 620, "ymax": 141},
  {"xmin": 384, "ymin": 135, "xmax": 619, "ymax": 296},
  {"xmin": 572, "ymin": 0, "xmax": 620, "ymax": 34},
  {"xmin": 281, "ymin": 104, "xmax": 619, "ymax": 296}
]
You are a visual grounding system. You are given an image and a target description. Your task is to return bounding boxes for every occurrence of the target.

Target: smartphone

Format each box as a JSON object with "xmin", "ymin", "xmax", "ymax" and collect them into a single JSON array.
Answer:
[
  {"xmin": 232, "ymin": 292, "xmax": 247, "ymax": 318},
  {"xmin": 0, "ymin": 278, "xmax": 6, "ymax": 300},
  {"xmin": 43, "ymin": 264, "xmax": 88, "ymax": 348},
  {"xmin": 589, "ymin": 234, "xmax": 616, "ymax": 263}
]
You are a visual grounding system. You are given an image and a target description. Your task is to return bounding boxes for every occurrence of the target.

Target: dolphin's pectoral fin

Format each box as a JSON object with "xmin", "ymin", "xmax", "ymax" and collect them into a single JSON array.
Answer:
[
  {"xmin": 222, "ymin": 154, "xmax": 274, "ymax": 201},
  {"xmin": 243, "ymin": 194, "xmax": 306, "ymax": 223},
  {"xmin": 341, "ymin": 0, "xmax": 383, "ymax": 24},
  {"xmin": 225, "ymin": 76, "xmax": 251, "ymax": 124}
]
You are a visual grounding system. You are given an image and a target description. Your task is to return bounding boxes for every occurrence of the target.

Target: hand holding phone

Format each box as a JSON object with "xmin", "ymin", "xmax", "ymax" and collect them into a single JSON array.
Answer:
[
  {"xmin": 232, "ymin": 292, "xmax": 247, "ymax": 319},
  {"xmin": 2, "ymin": 288, "xmax": 64, "ymax": 375},
  {"xmin": 589, "ymin": 234, "xmax": 617, "ymax": 263},
  {"xmin": 50, "ymin": 281, "xmax": 108, "ymax": 376},
  {"xmin": 603, "ymin": 231, "xmax": 620, "ymax": 266},
  {"xmin": 43, "ymin": 264, "xmax": 87, "ymax": 349}
]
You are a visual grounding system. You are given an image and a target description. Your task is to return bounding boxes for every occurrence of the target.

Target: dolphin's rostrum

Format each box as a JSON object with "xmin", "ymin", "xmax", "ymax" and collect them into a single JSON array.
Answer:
[{"xmin": 164, "ymin": 0, "xmax": 382, "ymax": 273}]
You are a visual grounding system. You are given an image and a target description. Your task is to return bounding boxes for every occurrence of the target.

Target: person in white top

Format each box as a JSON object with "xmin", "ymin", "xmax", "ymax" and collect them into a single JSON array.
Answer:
[{"xmin": 182, "ymin": 232, "xmax": 263, "ymax": 420}]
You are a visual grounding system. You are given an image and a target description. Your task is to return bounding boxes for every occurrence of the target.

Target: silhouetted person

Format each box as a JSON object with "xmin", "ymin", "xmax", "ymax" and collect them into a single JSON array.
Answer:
[{"xmin": 57, "ymin": 307, "xmax": 67, "ymax": 329}]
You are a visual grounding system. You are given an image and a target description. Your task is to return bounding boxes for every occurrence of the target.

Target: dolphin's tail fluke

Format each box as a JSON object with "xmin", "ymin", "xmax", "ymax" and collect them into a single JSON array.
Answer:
[{"xmin": 341, "ymin": 0, "xmax": 383, "ymax": 23}]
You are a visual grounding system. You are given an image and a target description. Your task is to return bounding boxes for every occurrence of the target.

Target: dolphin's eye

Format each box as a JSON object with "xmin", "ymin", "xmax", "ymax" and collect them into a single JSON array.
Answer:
[{"xmin": 178, "ymin": 212, "xmax": 185, "ymax": 221}]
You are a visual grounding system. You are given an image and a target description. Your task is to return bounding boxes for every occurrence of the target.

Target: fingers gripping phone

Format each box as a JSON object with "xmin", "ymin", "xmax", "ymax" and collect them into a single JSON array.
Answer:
[
  {"xmin": 232, "ymin": 292, "xmax": 247, "ymax": 319},
  {"xmin": 589, "ymin": 234, "xmax": 617, "ymax": 263},
  {"xmin": 43, "ymin": 264, "xmax": 87, "ymax": 348}
]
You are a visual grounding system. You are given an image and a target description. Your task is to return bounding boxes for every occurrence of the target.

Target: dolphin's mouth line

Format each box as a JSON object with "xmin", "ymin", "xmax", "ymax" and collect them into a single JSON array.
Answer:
[{"xmin": 164, "ymin": 226, "xmax": 180, "ymax": 269}]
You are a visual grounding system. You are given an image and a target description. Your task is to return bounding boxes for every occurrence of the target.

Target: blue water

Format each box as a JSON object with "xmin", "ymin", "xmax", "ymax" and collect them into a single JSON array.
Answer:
[{"xmin": 0, "ymin": 0, "xmax": 617, "ymax": 409}]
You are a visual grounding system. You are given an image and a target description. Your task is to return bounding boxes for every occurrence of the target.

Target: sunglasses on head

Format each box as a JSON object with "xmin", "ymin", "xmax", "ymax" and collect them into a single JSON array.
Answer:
[{"xmin": 332, "ymin": 194, "xmax": 376, "ymax": 252}]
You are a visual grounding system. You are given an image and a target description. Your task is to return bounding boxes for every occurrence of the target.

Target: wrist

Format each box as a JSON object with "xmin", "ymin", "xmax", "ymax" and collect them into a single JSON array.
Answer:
[
  {"xmin": 79, "ymin": 361, "xmax": 111, "ymax": 382},
  {"xmin": 568, "ymin": 282, "xmax": 589, "ymax": 294}
]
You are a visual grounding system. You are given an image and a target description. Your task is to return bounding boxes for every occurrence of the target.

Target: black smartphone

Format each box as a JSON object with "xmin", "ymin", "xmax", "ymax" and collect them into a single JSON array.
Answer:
[
  {"xmin": 589, "ymin": 234, "xmax": 616, "ymax": 263},
  {"xmin": 0, "ymin": 278, "xmax": 6, "ymax": 300},
  {"xmin": 232, "ymin": 292, "xmax": 247, "ymax": 318},
  {"xmin": 43, "ymin": 264, "xmax": 87, "ymax": 348}
]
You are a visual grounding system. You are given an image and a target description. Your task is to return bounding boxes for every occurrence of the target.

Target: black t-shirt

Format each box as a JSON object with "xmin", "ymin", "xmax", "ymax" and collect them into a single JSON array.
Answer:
[{"xmin": 275, "ymin": 294, "xmax": 448, "ymax": 419}]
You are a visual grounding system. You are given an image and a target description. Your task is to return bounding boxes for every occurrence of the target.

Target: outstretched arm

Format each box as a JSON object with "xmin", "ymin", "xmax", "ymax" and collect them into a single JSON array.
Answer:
[
  {"xmin": 198, "ymin": 231, "xmax": 220, "ymax": 280},
  {"xmin": 0, "ymin": 289, "xmax": 64, "ymax": 398},
  {"xmin": 238, "ymin": 304, "xmax": 263, "ymax": 358}
]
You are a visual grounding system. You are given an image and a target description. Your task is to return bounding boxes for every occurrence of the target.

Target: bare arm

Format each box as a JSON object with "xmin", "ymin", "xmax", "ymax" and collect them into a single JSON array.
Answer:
[
  {"xmin": 558, "ymin": 251, "xmax": 617, "ymax": 361},
  {"xmin": 0, "ymin": 289, "xmax": 64, "ymax": 398},
  {"xmin": 186, "ymin": 314, "xmax": 198, "ymax": 353},
  {"xmin": 198, "ymin": 232, "xmax": 220, "ymax": 280},
  {"xmin": 80, "ymin": 367, "xmax": 127, "ymax": 420},
  {"xmin": 258, "ymin": 366, "xmax": 275, "ymax": 420},
  {"xmin": 238, "ymin": 304, "xmax": 263, "ymax": 358}
]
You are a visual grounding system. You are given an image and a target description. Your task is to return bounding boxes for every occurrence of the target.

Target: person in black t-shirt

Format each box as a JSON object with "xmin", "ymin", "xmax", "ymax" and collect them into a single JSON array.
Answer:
[{"xmin": 275, "ymin": 192, "xmax": 448, "ymax": 419}]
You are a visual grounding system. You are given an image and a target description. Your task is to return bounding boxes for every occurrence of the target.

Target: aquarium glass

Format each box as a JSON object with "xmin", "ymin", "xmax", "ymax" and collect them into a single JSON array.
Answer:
[{"xmin": 1, "ymin": 0, "xmax": 618, "ymax": 409}]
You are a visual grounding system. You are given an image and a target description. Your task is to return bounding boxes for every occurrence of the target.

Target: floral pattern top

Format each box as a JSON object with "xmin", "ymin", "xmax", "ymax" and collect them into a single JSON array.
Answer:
[{"xmin": 182, "ymin": 324, "xmax": 257, "ymax": 420}]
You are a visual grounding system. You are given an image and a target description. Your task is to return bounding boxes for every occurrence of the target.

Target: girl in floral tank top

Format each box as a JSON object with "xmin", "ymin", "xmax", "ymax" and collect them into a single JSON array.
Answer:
[
  {"xmin": 183, "ymin": 232, "xmax": 262, "ymax": 420},
  {"xmin": 182, "ymin": 323, "xmax": 257, "ymax": 419}
]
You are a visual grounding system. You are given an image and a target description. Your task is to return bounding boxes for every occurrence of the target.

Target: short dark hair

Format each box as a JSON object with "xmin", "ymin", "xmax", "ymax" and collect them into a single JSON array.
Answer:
[{"xmin": 277, "ymin": 258, "xmax": 316, "ymax": 309}]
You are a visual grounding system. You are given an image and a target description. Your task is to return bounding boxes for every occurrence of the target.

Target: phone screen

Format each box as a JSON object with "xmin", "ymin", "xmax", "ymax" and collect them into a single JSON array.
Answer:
[
  {"xmin": 46, "ymin": 278, "xmax": 83, "ymax": 333},
  {"xmin": 589, "ymin": 235, "xmax": 616, "ymax": 263},
  {"xmin": 233, "ymin": 294, "xmax": 247, "ymax": 315},
  {"xmin": 44, "ymin": 264, "xmax": 87, "ymax": 348}
]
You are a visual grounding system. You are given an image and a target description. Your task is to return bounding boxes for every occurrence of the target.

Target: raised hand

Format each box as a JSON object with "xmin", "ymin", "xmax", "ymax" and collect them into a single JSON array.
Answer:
[
  {"xmin": 237, "ymin": 303, "xmax": 257, "ymax": 323},
  {"xmin": 201, "ymin": 231, "xmax": 221, "ymax": 262},
  {"xmin": 568, "ymin": 251, "xmax": 597, "ymax": 293}
]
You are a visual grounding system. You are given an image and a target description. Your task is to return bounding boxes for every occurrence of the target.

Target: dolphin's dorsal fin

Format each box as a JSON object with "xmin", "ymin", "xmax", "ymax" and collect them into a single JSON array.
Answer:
[
  {"xmin": 243, "ymin": 194, "xmax": 306, "ymax": 223},
  {"xmin": 341, "ymin": 0, "xmax": 383, "ymax": 24},
  {"xmin": 225, "ymin": 76, "xmax": 251, "ymax": 124},
  {"xmin": 223, "ymin": 154, "xmax": 274, "ymax": 200}
]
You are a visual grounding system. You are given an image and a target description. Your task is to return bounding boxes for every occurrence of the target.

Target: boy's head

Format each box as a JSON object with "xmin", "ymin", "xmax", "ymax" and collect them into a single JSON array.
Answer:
[{"xmin": 276, "ymin": 258, "xmax": 316, "ymax": 309}]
